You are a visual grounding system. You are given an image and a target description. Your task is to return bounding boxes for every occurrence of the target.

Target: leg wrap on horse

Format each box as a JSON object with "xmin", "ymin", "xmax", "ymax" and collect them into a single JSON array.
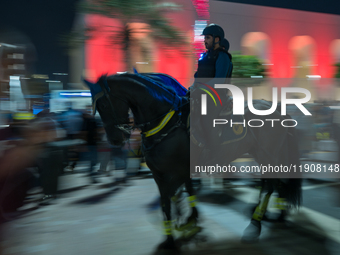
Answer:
[
  {"xmin": 252, "ymin": 192, "xmax": 271, "ymax": 221},
  {"xmin": 188, "ymin": 195, "xmax": 198, "ymax": 207},
  {"xmin": 175, "ymin": 196, "xmax": 200, "ymax": 235},
  {"xmin": 163, "ymin": 221, "xmax": 173, "ymax": 236},
  {"xmin": 158, "ymin": 221, "xmax": 176, "ymax": 251},
  {"xmin": 171, "ymin": 195, "xmax": 179, "ymax": 203},
  {"xmin": 275, "ymin": 181, "xmax": 291, "ymax": 221},
  {"xmin": 273, "ymin": 197, "xmax": 287, "ymax": 210},
  {"xmin": 175, "ymin": 219, "xmax": 202, "ymax": 240}
]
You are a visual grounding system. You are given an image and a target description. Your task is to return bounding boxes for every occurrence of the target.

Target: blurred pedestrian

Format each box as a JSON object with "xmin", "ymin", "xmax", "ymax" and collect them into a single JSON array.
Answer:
[
  {"xmin": 61, "ymin": 102, "xmax": 83, "ymax": 172},
  {"xmin": 34, "ymin": 117, "xmax": 64, "ymax": 205},
  {"xmin": 0, "ymin": 118, "xmax": 55, "ymax": 215},
  {"xmin": 81, "ymin": 106, "xmax": 99, "ymax": 183}
]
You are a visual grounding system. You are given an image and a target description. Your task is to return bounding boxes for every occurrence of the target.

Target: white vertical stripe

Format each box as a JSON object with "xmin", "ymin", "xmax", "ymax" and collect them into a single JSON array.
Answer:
[{"xmin": 201, "ymin": 94, "xmax": 207, "ymax": 115}]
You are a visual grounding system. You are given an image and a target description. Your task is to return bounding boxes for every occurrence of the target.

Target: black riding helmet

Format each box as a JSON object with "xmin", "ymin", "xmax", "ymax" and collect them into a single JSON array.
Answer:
[{"xmin": 201, "ymin": 23, "xmax": 225, "ymax": 40}]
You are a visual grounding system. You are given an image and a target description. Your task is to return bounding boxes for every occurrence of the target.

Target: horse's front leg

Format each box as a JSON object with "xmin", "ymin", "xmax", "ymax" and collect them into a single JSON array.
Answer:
[
  {"xmin": 185, "ymin": 179, "xmax": 199, "ymax": 222},
  {"xmin": 157, "ymin": 191, "xmax": 178, "ymax": 251},
  {"xmin": 174, "ymin": 179, "xmax": 202, "ymax": 240},
  {"xmin": 242, "ymin": 180, "xmax": 273, "ymax": 243},
  {"xmin": 175, "ymin": 179, "xmax": 198, "ymax": 227}
]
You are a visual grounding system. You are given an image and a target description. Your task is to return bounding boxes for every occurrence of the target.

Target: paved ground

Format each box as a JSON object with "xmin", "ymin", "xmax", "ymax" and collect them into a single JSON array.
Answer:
[{"xmin": 0, "ymin": 163, "xmax": 340, "ymax": 255}]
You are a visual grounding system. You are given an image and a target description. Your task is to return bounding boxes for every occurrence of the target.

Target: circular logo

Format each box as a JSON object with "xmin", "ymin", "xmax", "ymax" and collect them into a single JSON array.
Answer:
[{"xmin": 233, "ymin": 124, "xmax": 243, "ymax": 135}]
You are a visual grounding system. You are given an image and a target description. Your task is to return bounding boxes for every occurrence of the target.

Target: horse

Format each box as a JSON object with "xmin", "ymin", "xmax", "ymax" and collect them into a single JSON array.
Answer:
[
  {"xmin": 189, "ymin": 82, "xmax": 302, "ymax": 242},
  {"xmin": 85, "ymin": 73, "xmax": 199, "ymax": 250},
  {"xmin": 84, "ymin": 73, "xmax": 301, "ymax": 250}
]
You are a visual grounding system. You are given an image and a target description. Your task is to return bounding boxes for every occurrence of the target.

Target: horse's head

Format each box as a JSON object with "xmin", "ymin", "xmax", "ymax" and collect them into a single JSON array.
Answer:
[{"xmin": 84, "ymin": 76, "xmax": 130, "ymax": 146}]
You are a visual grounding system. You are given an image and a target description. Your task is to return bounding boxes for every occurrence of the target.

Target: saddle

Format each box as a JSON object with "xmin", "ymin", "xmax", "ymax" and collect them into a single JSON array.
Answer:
[
  {"xmin": 135, "ymin": 72, "xmax": 187, "ymax": 96},
  {"xmin": 188, "ymin": 96, "xmax": 247, "ymax": 148}
]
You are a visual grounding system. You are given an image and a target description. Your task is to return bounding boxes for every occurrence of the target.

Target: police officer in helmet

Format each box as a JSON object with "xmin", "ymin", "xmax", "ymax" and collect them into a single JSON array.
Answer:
[
  {"xmin": 195, "ymin": 23, "xmax": 233, "ymax": 81},
  {"xmin": 190, "ymin": 24, "xmax": 233, "ymax": 189}
]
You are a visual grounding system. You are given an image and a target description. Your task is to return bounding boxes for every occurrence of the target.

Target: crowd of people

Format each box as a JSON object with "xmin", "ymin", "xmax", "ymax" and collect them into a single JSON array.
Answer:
[{"xmin": 0, "ymin": 102, "xmax": 138, "ymax": 219}]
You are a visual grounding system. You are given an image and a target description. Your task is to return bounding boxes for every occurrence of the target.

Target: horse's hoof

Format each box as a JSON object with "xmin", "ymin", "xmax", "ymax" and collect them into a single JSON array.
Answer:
[
  {"xmin": 176, "ymin": 232, "xmax": 208, "ymax": 248},
  {"xmin": 277, "ymin": 211, "xmax": 287, "ymax": 222},
  {"xmin": 175, "ymin": 218, "xmax": 197, "ymax": 231},
  {"xmin": 157, "ymin": 236, "xmax": 178, "ymax": 251},
  {"xmin": 241, "ymin": 220, "xmax": 261, "ymax": 243},
  {"xmin": 180, "ymin": 226, "xmax": 202, "ymax": 241},
  {"xmin": 176, "ymin": 219, "xmax": 202, "ymax": 241},
  {"xmin": 275, "ymin": 215, "xmax": 289, "ymax": 229}
]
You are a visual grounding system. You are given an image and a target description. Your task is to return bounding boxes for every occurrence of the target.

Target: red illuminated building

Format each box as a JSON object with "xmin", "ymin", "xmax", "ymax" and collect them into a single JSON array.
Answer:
[{"xmin": 82, "ymin": 0, "xmax": 340, "ymax": 88}]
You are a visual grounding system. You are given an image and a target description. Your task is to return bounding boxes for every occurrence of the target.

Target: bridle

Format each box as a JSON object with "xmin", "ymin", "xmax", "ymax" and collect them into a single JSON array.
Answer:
[{"xmin": 98, "ymin": 79, "xmax": 133, "ymax": 137}]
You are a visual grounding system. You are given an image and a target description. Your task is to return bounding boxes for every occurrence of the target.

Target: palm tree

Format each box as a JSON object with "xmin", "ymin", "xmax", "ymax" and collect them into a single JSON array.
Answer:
[{"xmin": 68, "ymin": 0, "xmax": 187, "ymax": 72}]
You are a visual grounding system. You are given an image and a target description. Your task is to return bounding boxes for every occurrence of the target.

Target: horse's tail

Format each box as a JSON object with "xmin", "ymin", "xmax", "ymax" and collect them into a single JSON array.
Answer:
[{"xmin": 284, "ymin": 118, "xmax": 302, "ymax": 207}]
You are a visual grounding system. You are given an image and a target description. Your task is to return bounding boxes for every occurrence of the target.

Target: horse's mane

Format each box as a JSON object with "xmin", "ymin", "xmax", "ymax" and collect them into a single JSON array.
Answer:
[
  {"xmin": 98, "ymin": 72, "xmax": 187, "ymax": 96},
  {"xmin": 100, "ymin": 73, "xmax": 181, "ymax": 108},
  {"xmin": 136, "ymin": 73, "xmax": 187, "ymax": 96},
  {"xmin": 124, "ymin": 73, "xmax": 180, "ymax": 96}
]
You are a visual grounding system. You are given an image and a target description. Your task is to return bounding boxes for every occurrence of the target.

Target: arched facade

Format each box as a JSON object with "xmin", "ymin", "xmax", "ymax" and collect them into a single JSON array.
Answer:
[
  {"xmin": 288, "ymin": 35, "xmax": 316, "ymax": 78},
  {"xmin": 241, "ymin": 32, "xmax": 271, "ymax": 62}
]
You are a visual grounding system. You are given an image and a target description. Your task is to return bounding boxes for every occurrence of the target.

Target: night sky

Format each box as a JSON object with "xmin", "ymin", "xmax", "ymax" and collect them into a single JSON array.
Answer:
[
  {"xmin": 0, "ymin": 0, "xmax": 79, "ymax": 81},
  {"xmin": 1, "ymin": 0, "xmax": 340, "ymax": 81},
  {"xmin": 217, "ymin": 0, "xmax": 340, "ymax": 16}
]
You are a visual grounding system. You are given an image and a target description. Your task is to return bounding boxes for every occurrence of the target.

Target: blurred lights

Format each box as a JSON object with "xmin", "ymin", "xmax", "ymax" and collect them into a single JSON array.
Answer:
[
  {"xmin": 8, "ymin": 64, "xmax": 25, "ymax": 70},
  {"xmin": 32, "ymin": 74, "xmax": 49, "ymax": 79},
  {"xmin": 0, "ymin": 43, "xmax": 17, "ymax": 48},
  {"xmin": 307, "ymin": 75, "xmax": 321, "ymax": 79},
  {"xmin": 8, "ymin": 53, "xmax": 24, "ymax": 59},
  {"xmin": 192, "ymin": 0, "xmax": 209, "ymax": 61},
  {"xmin": 59, "ymin": 92, "xmax": 91, "ymax": 97},
  {"xmin": 194, "ymin": 20, "xmax": 208, "ymax": 60},
  {"xmin": 194, "ymin": 20, "xmax": 207, "ymax": 42},
  {"xmin": 46, "ymin": 80, "xmax": 61, "ymax": 83},
  {"xmin": 191, "ymin": 0, "xmax": 210, "ymax": 19}
]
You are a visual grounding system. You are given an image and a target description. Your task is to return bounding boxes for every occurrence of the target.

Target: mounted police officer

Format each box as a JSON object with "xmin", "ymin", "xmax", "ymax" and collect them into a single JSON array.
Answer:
[
  {"xmin": 194, "ymin": 23, "xmax": 233, "ymax": 81},
  {"xmin": 189, "ymin": 24, "xmax": 233, "ymax": 189},
  {"xmin": 189, "ymin": 24, "xmax": 233, "ymax": 146}
]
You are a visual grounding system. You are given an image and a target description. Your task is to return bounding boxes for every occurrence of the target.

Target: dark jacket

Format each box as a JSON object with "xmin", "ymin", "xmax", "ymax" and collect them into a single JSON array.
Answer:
[{"xmin": 195, "ymin": 48, "xmax": 233, "ymax": 79}]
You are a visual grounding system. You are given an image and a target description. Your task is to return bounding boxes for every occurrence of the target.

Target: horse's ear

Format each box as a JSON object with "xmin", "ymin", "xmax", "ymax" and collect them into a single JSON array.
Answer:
[
  {"xmin": 83, "ymin": 78, "xmax": 103, "ymax": 98},
  {"xmin": 83, "ymin": 78, "xmax": 102, "ymax": 94},
  {"xmin": 83, "ymin": 79, "xmax": 95, "ymax": 89},
  {"xmin": 133, "ymin": 67, "xmax": 138, "ymax": 74},
  {"xmin": 82, "ymin": 78, "xmax": 104, "ymax": 115}
]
